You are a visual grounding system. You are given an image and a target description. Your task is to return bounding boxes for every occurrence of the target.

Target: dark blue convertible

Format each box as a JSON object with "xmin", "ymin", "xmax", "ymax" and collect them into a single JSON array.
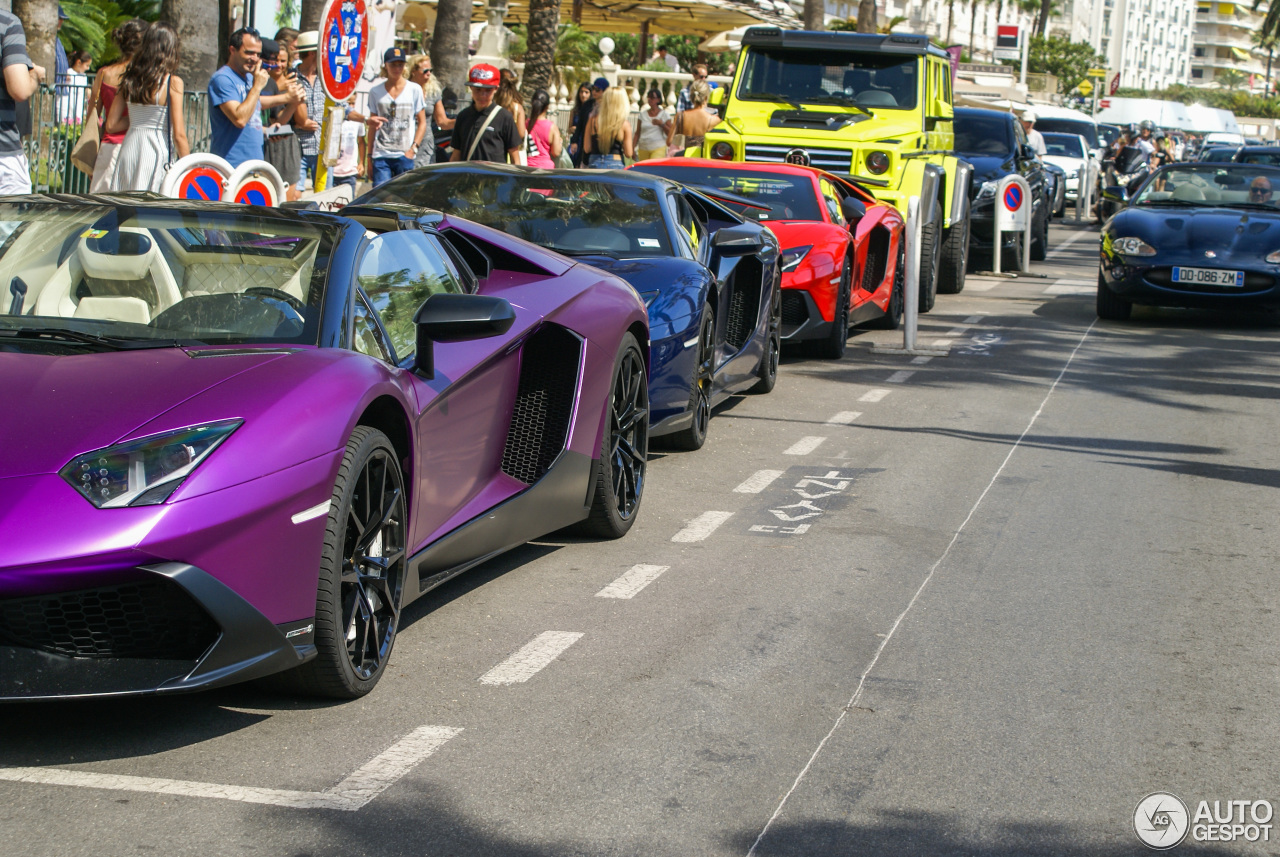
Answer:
[
  {"xmin": 1099, "ymin": 162, "xmax": 1280, "ymax": 320},
  {"xmin": 355, "ymin": 163, "xmax": 782, "ymax": 450}
]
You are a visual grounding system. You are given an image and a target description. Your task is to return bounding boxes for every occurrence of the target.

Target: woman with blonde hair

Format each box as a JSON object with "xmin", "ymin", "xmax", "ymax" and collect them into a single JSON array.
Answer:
[
  {"xmin": 584, "ymin": 87, "xmax": 634, "ymax": 168},
  {"xmin": 87, "ymin": 18, "xmax": 146, "ymax": 192},
  {"xmin": 105, "ymin": 21, "xmax": 189, "ymax": 192},
  {"xmin": 670, "ymin": 80, "xmax": 719, "ymax": 156}
]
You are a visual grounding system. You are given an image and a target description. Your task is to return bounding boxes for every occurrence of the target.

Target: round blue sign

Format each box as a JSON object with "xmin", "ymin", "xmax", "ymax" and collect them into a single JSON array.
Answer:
[{"xmin": 1004, "ymin": 184, "xmax": 1023, "ymax": 211}]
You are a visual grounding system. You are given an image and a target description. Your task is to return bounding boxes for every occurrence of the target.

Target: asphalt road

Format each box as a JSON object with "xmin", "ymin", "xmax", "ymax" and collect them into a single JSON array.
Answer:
[{"xmin": 2, "ymin": 219, "xmax": 1279, "ymax": 857}]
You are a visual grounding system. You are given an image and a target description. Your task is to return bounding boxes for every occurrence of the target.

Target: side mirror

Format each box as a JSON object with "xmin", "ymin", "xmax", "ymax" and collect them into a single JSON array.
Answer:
[
  {"xmin": 1021, "ymin": 143, "xmax": 1038, "ymax": 160},
  {"xmin": 1102, "ymin": 185, "xmax": 1129, "ymax": 204},
  {"xmin": 840, "ymin": 197, "xmax": 866, "ymax": 226},
  {"xmin": 711, "ymin": 224, "xmax": 765, "ymax": 257},
  {"xmin": 709, "ymin": 86, "xmax": 726, "ymax": 107},
  {"xmin": 413, "ymin": 293, "xmax": 515, "ymax": 378}
]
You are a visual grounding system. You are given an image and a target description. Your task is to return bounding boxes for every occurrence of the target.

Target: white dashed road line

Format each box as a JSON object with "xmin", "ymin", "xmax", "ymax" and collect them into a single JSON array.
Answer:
[
  {"xmin": 886, "ymin": 370, "xmax": 915, "ymax": 384},
  {"xmin": 930, "ymin": 339, "xmax": 953, "ymax": 348},
  {"xmin": 826, "ymin": 411, "xmax": 861, "ymax": 425},
  {"xmin": 672, "ymin": 511, "xmax": 734, "ymax": 542},
  {"xmin": 480, "ymin": 632, "xmax": 584, "ymax": 685},
  {"xmin": 859, "ymin": 388, "xmax": 892, "ymax": 403},
  {"xmin": 964, "ymin": 280, "xmax": 997, "ymax": 291},
  {"xmin": 964, "ymin": 315, "xmax": 984, "ymax": 323},
  {"xmin": 596, "ymin": 565, "xmax": 670, "ymax": 599},
  {"xmin": 0, "ymin": 726, "xmax": 462, "ymax": 811},
  {"xmin": 734, "ymin": 470, "xmax": 785, "ymax": 493},
  {"xmin": 944, "ymin": 326, "xmax": 970, "ymax": 336},
  {"xmin": 1044, "ymin": 284, "xmax": 1095, "ymax": 295},
  {"xmin": 910, "ymin": 356, "xmax": 932, "ymax": 365},
  {"xmin": 784, "ymin": 436, "xmax": 827, "ymax": 455}
]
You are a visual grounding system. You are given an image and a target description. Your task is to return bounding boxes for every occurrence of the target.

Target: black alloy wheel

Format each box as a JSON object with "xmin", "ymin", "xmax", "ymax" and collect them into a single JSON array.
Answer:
[
  {"xmin": 810, "ymin": 256, "xmax": 851, "ymax": 359},
  {"xmin": 289, "ymin": 426, "xmax": 406, "ymax": 698},
  {"xmin": 668, "ymin": 305, "xmax": 714, "ymax": 451},
  {"xmin": 1095, "ymin": 271, "xmax": 1132, "ymax": 321},
  {"xmin": 579, "ymin": 332, "xmax": 648, "ymax": 537},
  {"xmin": 917, "ymin": 204, "xmax": 943, "ymax": 313},
  {"xmin": 874, "ymin": 242, "xmax": 906, "ymax": 329},
  {"xmin": 749, "ymin": 285, "xmax": 781, "ymax": 394}
]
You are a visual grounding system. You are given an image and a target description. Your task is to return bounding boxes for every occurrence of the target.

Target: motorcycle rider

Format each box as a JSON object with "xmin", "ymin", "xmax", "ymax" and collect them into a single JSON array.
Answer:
[{"xmin": 1135, "ymin": 119, "xmax": 1157, "ymax": 156}]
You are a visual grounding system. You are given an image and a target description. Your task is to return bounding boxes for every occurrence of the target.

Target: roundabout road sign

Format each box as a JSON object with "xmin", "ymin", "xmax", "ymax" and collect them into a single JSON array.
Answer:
[{"xmin": 320, "ymin": 0, "xmax": 368, "ymax": 103}]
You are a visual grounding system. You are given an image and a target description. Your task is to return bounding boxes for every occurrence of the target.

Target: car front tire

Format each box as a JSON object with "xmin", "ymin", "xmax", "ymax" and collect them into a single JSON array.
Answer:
[
  {"xmin": 579, "ymin": 332, "xmax": 648, "ymax": 538},
  {"xmin": 810, "ymin": 256, "xmax": 851, "ymax": 359},
  {"xmin": 1096, "ymin": 271, "xmax": 1132, "ymax": 320},
  {"xmin": 917, "ymin": 203, "xmax": 943, "ymax": 313}
]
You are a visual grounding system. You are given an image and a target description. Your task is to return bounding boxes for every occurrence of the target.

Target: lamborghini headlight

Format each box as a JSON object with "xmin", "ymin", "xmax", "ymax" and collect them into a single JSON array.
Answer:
[
  {"xmin": 1112, "ymin": 237, "xmax": 1157, "ymax": 257},
  {"xmin": 61, "ymin": 420, "xmax": 242, "ymax": 508},
  {"xmin": 781, "ymin": 245, "xmax": 812, "ymax": 272}
]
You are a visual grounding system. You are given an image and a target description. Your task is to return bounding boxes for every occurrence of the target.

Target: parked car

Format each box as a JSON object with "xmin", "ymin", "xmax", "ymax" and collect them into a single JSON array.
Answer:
[
  {"xmin": 628, "ymin": 159, "xmax": 908, "ymax": 358},
  {"xmin": 1043, "ymin": 161, "xmax": 1068, "ymax": 217},
  {"xmin": 354, "ymin": 163, "xmax": 781, "ymax": 452},
  {"xmin": 1098, "ymin": 162, "xmax": 1280, "ymax": 320},
  {"xmin": 0, "ymin": 197, "xmax": 651, "ymax": 701},
  {"xmin": 953, "ymin": 106, "xmax": 1051, "ymax": 269},
  {"xmin": 1042, "ymin": 132, "xmax": 1093, "ymax": 209}
]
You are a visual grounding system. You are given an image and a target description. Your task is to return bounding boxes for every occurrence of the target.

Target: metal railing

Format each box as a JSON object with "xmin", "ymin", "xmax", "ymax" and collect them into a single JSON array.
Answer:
[{"xmin": 24, "ymin": 82, "xmax": 212, "ymax": 193}]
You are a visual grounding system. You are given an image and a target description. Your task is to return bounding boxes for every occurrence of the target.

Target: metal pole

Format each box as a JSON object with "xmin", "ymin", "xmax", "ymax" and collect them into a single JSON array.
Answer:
[
  {"xmin": 1019, "ymin": 28, "xmax": 1029, "ymax": 86},
  {"xmin": 903, "ymin": 196, "xmax": 921, "ymax": 352},
  {"xmin": 993, "ymin": 223, "xmax": 1003, "ymax": 275},
  {"xmin": 1022, "ymin": 211, "xmax": 1032, "ymax": 270}
]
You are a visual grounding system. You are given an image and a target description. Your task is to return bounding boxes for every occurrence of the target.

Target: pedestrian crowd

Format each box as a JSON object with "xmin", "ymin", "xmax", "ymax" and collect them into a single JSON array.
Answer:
[{"xmin": 0, "ymin": 11, "xmax": 723, "ymax": 197}]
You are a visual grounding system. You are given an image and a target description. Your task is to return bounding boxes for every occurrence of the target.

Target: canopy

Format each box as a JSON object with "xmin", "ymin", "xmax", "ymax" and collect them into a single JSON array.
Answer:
[{"xmin": 400, "ymin": 0, "xmax": 795, "ymax": 36}]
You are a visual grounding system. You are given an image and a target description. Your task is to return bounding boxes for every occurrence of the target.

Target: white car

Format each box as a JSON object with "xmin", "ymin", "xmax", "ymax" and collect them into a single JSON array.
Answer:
[{"xmin": 1041, "ymin": 132, "xmax": 1092, "ymax": 201}]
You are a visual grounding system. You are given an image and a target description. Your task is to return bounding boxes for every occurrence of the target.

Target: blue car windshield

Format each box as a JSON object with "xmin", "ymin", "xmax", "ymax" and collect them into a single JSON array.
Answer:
[
  {"xmin": 358, "ymin": 171, "xmax": 673, "ymax": 258},
  {"xmin": 1133, "ymin": 165, "xmax": 1280, "ymax": 209},
  {"xmin": 629, "ymin": 165, "xmax": 823, "ymax": 222},
  {"xmin": 0, "ymin": 204, "xmax": 335, "ymax": 347}
]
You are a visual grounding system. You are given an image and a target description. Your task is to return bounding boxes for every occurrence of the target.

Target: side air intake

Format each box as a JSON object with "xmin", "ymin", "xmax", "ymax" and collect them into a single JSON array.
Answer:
[{"xmin": 500, "ymin": 325, "xmax": 582, "ymax": 485}]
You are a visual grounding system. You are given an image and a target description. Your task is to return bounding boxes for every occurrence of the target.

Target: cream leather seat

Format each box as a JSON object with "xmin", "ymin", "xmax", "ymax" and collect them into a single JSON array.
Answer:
[{"xmin": 35, "ymin": 228, "xmax": 182, "ymax": 323}]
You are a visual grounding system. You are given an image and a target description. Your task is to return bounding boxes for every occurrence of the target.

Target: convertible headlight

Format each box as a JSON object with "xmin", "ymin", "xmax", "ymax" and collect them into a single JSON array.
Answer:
[
  {"xmin": 1067, "ymin": 169, "xmax": 1079, "ymax": 179},
  {"xmin": 781, "ymin": 245, "xmax": 812, "ymax": 272},
  {"xmin": 60, "ymin": 420, "xmax": 242, "ymax": 508},
  {"xmin": 975, "ymin": 180, "xmax": 997, "ymax": 201},
  {"xmin": 1112, "ymin": 237, "xmax": 1157, "ymax": 257},
  {"xmin": 1266, "ymin": 250, "xmax": 1280, "ymax": 263}
]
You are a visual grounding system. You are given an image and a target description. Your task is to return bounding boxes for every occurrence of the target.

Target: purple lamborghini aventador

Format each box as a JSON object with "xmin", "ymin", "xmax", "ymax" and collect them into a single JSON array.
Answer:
[{"xmin": 0, "ymin": 198, "xmax": 650, "ymax": 700}]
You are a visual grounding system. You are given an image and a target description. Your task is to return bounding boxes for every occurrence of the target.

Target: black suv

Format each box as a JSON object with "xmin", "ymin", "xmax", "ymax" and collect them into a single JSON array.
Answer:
[{"xmin": 953, "ymin": 107, "xmax": 1051, "ymax": 270}]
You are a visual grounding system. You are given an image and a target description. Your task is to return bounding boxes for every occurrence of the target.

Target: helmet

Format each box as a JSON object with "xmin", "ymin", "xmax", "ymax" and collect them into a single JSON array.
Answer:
[
  {"xmin": 1126, "ymin": 123, "xmax": 1139, "ymax": 135},
  {"xmin": 1140, "ymin": 119, "xmax": 1156, "ymax": 132}
]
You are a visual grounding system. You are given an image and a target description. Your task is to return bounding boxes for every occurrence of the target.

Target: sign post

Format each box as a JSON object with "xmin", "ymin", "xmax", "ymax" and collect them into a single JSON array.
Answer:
[
  {"xmin": 316, "ymin": 0, "xmax": 368, "ymax": 193},
  {"xmin": 992, "ymin": 174, "xmax": 1032, "ymax": 275}
]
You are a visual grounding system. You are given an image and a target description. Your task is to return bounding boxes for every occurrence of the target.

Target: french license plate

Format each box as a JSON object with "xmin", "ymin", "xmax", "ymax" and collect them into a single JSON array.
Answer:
[{"xmin": 1172, "ymin": 266, "xmax": 1245, "ymax": 287}]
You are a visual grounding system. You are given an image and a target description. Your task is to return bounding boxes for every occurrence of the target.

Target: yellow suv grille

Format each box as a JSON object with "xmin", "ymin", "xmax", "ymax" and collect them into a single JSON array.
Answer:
[{"xmin": 743, "ymin": 143, "xmax": 852, "ymax": 172}]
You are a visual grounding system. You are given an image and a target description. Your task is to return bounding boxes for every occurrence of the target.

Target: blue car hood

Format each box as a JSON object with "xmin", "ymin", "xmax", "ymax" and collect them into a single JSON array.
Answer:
[{"xmin": 1110, "ymin": 205, "xmax": 1280, "ymax": 256}]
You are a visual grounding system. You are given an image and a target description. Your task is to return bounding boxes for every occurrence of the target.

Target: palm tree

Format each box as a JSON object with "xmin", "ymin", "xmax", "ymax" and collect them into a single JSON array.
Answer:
[
  {"xmin": 13, "ymin": 0, "xmax": 58, "ymax": 80},
  {"xmin": 433, "ymin": 0, "xmax": 474, "ymax": 96},
  {"xmin": 969, "ymin": 0, "xmax": 987, "ymax": 59},
  {"xmin": 1252, "ymin": 26, "xmax": 1278, "ymax": 95},
  {"xmin": 159, "ymin": 0, "xmax": 221, "ymax": 89},
  {"xmin": 300, "ymin": 0, "xmax": 325, "ymax": 30},
  {"xmin": 521, "ymin": 0, "xmax": 560, "ymax": 98},
  {"xmin": 947, "ymin": 0, "xmax": 956, "ymax": 43},
  {"xmin": 1217, "ymin": 68, "xmax": 1247, "ymax": 90},
  {"xmin": 804, "ymin": 0, "xmax": 824, "ymax": 30},
  {"xmin": 856, "ymin": 0, "xmax": 877, "ymax": 33}
]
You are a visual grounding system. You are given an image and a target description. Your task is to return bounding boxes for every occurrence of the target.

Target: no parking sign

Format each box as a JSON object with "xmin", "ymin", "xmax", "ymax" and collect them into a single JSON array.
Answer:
[
  {"xmin": 320, "ymin": 0, "xmax": 368, "ymax": 103},
  {"xmin": 225, "ymin": 161, "xmax": 286, "ymax": 208},
  {"xmin": 161, "ymin": 154, "xmax": 233, "ymax": 201},
  {"xmin": 993, "ymin": 174, "xmax": 1032, "ymax": 273}
]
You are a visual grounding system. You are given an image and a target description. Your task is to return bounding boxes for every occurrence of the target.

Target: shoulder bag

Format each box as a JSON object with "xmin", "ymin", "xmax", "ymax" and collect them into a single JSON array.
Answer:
[
  {"xmin": 69, "ymin": 105, "xmax": 100, "ymax": 176},
  {"xmin": 465, "ymin": 106, "xmax": 500, "ymax": 161}
]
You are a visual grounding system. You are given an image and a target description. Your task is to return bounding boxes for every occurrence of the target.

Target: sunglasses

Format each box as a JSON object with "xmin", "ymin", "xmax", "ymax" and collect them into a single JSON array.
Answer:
[{"xmin": 1251, "ymin": 187, "xmax": 1271, "ymax": 196}]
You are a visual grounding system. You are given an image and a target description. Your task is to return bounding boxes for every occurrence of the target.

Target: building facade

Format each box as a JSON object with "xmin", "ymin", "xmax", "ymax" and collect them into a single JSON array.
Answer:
[
  {"xmin": 1096, "ymin": 0, "xmax": 1196, "ymax": 90},
  {"xmin": 1191, "ymin": 2, "xmax": 1273, "ymax": 92}
]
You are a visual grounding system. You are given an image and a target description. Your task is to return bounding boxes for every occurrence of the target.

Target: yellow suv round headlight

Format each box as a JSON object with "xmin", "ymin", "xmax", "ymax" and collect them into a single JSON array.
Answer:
[{"xmin": 866, "ymin": 151, "xmax": 890, "ymax": 175}]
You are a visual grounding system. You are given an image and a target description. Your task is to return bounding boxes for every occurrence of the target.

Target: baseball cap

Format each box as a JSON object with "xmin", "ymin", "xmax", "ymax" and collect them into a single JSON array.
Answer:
[
  {"xmin": 58, "ymin": 5, "xmax": 69, "ymax": 20},
  {"xmin": 295, "ymin": 31, "xmax": 319, "ymax": 52},
  {"xmin": 592, "ymin": 77, "xmax": 609, "ymax": 90},
  {"xmin": 384, "ymin": 47, "xmax": 407, "ymax": 64},
  {"xmin": 468, "ymin": 63, "xmax": 500, "ymax": 88},
  {"xmin": 1022, "ymin": 110, "xmax": 1037, "ymax": 123},
  {"xmin": 260, "ymin": 38, "xmax": 281, "ymax": 60}
]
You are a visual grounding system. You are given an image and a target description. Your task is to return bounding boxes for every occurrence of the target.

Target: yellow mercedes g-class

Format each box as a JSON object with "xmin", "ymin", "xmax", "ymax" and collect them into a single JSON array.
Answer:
[{"xmin": 702, "ymin": 28, "xmax": 972, "ymax": 308}]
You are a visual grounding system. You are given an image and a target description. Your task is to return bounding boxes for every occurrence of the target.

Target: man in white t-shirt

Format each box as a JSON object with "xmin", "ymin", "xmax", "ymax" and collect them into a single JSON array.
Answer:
[
  {"xmin": 331, "ymin": 118, "xmax": 365, "ymax": 190},
  {"xmin": 656, "ymin": 45, "xmax": 679, "ymax": 73},
  {"xmin": 365, "ymin": 47, "xmax": 426, "ymax": 186},
  {"xmin": 1021, "ymin": 110, "xmax": 1046, "ymax": 157}
]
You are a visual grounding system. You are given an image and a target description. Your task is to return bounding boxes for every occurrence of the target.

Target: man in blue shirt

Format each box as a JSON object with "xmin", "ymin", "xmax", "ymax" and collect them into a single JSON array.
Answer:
[{"xmin": 208, "ymin": 27, "xmax": 301, "ymax": 167}]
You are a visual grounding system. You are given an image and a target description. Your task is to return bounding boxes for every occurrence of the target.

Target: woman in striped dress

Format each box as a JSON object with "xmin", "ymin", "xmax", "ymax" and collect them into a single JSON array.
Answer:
[{"xmin": 105, "ymin": 21, "xmax": 188, "ymax": 193}]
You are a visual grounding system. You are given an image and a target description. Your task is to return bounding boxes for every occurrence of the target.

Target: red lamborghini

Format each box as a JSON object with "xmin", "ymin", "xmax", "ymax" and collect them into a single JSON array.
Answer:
[{"xmin": 630, "ymin": 159, "xmax": 906, "ymax": 359}]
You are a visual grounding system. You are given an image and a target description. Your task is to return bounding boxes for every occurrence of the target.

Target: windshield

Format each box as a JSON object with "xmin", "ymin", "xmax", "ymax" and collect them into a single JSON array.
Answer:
[
  {"xmin": 357, "ymin": 171, "xmax": 672, "ymax": 257},
  {"xmin": 1237, "ymin": 150, "xmax": 1280, "ymax": 166},
  {"xmin": 1133, "ymin": 164, "xmax": 1280, "ymax": 209},
  {"xmin": 629, "ymin": 165, "xmax": 822, "ymax": 222},
  {"xmin": 1034, "ymin": 119, "xmax": 1099, "ymax": 147},
  {"xmin": 737, "ymin": 47, "xmax": 918, "ymax": 110},
  {"xmin": 954, "ymin": 111, "xmax": 1014, "ymax": 157},
  {"xmin": 1043, "ymin": 133, "xmax": 1085, "ymax": 159},
  {"xmin": 1098, "ymin": 125, "xmax": 1121, "ymax": 148},
  {"xmin": 0, "ymin": 203, "xmax": 335, "ymax": 348}
]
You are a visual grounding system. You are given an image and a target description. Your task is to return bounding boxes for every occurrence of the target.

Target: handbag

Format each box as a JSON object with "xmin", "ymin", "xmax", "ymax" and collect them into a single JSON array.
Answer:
[{"xmin": 69, "ymin": 105, "xmax": 100, "ymax": 176}]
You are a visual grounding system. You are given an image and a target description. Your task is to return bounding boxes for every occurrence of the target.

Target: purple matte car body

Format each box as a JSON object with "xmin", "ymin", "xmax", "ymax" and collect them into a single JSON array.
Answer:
[{"xmin": 0, "ymin": 197, "xmax": 650, "ymax": 700}]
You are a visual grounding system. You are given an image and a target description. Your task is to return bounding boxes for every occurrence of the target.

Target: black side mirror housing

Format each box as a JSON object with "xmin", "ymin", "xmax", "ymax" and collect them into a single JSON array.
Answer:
[
  {"xmin": 841, "ymin": 197, "xmax": 866, "ymax": 226},
  {"xmin": 1021, "ymin": 143, "xmax": 1038, "ymax": 160},
  {"xmin": 1102, "ymin": 185, "xmax": 1129, "ymax": 204},
  {"xmin": 711, "ymin": 224, "xmax": 765, "ymax": 257},
  {"xmin": 413, "ymin": 293, "xmax": 516, "ymax": 378}
]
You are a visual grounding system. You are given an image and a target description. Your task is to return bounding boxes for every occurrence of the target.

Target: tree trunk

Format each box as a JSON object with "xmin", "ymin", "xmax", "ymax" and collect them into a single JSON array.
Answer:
[
  {"xmin": 947, "ymin": 0, "xmax": 955, "ymax": 43},
  {"xmin": 161, "ymin": 0, "xmax": 223, "ymax": 90},
  {"xmin": 13, "ymin": 0, "xmax": 57, "ymax": 82},
  {"xmin": 856, "ymin": 0, "xmax": 876, "ymax": 33},
  {"xmin": 1267, "ymin": 47, "xmax": 1274, "ymax": 96},
  {"xmin": 1035, "ymin": 0, "xmax": 1051, "ymax": 37},
  {"xmin": 433, "ymin": 0, "xmax": 473, "ymax": 99},
  {"xmin": 992, "ymin": 0, "xmax": 1003, "ymax": 61},
  {"xmin": 300, "ymin": 0, "xmax": 325, "ymax": 31},
  {"xmin": 969, "ymin": 1, "xmax": 979, "ymax": 58},
  {"xmin": 803, "ymin": 0, "xmax": 823, "ymax": 30},
  {"xmin": 521, "ymin": 0, "xmax": 559, "ymax": 98}
]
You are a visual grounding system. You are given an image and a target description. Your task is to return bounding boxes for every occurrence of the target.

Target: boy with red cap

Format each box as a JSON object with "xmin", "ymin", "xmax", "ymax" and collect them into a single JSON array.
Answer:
[{"xmin": 449, "ymin": 63, "xmax": 520, "ymax": 163}]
